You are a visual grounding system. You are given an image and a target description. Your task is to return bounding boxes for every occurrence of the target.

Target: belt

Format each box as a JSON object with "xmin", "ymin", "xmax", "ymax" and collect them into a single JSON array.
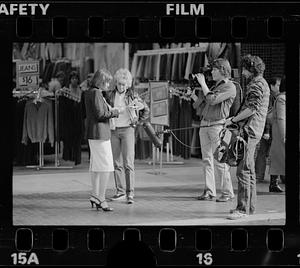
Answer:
[
  {"xmin": 200, "ymin": 119, "xmax": 225, "ymax": 127},
  {"xmin": 115, "ymin": 126, "xmax": 131, "ymax": 129}
]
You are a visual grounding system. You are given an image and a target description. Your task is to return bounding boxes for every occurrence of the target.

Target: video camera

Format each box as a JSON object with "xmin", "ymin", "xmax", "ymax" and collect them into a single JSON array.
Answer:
[{"xmin": 188, "ymin": 66, "xmax": 214, "ymax": 89}]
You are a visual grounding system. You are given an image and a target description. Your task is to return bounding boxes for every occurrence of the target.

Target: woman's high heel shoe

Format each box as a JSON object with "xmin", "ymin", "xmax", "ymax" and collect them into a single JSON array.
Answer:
[
  {"xmin": 90, "ymin": 196, "xmax": 100, "ymax": 208},
  {"xmin": 96, "ymin": 200, "xmax": 114, "ymax": 212}
]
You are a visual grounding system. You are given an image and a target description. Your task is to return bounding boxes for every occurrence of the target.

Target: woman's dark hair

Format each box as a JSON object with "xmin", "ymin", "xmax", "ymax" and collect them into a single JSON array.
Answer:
[
  {"xmin": 279, "ymin": 76, "xmax": 286, "ymax": 93},
  {"xmin": 90, "ymin": 69, "xmax": 113, "ymax": 89},
  {"xmin": 269, "ymin": 76, "xmax": 281, "ymax": 86},
  {"xmin": 241, "ymin": 54, "xmax": 265, "ymax": 76},
  {"xmin": 56, "ymin": 71, "xmax": 65, "ymax": 79},
  {"xmin": 69, "ymin": 71, "xmax": 80, "ymax": 84}
]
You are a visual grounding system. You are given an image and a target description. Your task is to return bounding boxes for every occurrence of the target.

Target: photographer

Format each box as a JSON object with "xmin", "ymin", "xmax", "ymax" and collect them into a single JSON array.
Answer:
[{"xmin": 191, "ymin": 58, "xmax": 236, "ymax": 202}]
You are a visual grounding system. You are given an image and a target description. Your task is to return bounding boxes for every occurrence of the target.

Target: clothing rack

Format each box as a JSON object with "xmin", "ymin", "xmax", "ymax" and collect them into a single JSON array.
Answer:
[
  {"xmin": 13, "ymin": 89, "xmax": 73, "ymax": 170},
  {"xmin": 131, "ymin": 46, "xmax": 207, "ymax": 81},
  {"xmin": 134, "ymin": 46, "xmax": 207, "ymax": 56}
]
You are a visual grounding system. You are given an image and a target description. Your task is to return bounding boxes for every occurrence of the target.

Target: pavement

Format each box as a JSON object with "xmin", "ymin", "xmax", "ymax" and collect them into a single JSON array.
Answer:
[{"xmin": 13, "ymin": 152, "xmax": 285, "ymax": 226}]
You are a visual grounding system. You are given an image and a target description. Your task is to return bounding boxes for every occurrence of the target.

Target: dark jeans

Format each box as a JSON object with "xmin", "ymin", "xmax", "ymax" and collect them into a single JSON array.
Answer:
[
  {"xmin": 255, "ymin": 138, "xmax": 271, "ymax": 180},
  {"xmin": 236, "ymin": 137, "xmax": 260, "ymax": 214}
]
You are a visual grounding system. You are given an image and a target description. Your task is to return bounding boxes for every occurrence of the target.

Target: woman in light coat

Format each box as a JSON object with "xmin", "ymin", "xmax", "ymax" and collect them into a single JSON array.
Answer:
[{"xmin": 269, "ymin": 77, "xmax": 286, "ymax": 192}]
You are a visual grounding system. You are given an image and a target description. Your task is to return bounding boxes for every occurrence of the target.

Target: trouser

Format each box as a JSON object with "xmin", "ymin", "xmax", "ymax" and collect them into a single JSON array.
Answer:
[
  {"xmin": 255, "ymin": 138, "xmax": 271, "ymax": 180},
  {"xmin": 111, "ymin": 127, "xmax": 135, "ymax": 197},
  {"xmin": 199, "ymin": 124, "xmax": 234, "ymax": 197},
  {"xmin": 236, "ymin": 137, "xmax": 260, "ymax": 214}
]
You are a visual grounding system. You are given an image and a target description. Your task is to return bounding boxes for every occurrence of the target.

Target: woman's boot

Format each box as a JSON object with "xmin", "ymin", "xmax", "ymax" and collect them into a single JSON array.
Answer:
[{"xmin": 269, "ymin": 175, "xmax": 283, "ymax": 192}]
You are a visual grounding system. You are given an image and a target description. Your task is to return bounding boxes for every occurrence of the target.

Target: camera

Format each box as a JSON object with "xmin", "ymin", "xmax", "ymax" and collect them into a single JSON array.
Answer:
[{"xmin": 188, "ymin": 66, "xmax": 213, "ymax": 89}]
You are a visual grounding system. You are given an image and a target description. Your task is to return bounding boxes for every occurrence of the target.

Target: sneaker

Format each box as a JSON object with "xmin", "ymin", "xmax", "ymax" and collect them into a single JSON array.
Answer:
[
  {"xmin": 111, "ymin": 193, "xmax": 126, "ymax": 201},
  {"xmin": 227, "ymin": 210, "xmax": 248, "ymax": 220},
  {"xmin": 197, "ymin": 192, "xmax": 216, "ymax": 201},
  {"xmin": 216, "ymin": 195, "xmax": 234, "ymax": 202},
  {"xmin": 127, "ymin": 196, "xmax": 134, "ymax": 204}
]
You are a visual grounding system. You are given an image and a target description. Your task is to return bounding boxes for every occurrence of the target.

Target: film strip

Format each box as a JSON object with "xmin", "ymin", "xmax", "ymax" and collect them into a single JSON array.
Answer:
[{"xmin": 0, "ymin": 0, "xmax": 300, "ymax": 267}]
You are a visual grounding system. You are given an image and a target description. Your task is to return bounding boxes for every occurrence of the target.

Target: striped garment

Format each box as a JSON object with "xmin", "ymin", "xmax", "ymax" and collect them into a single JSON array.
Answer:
[{"xmin": 239, "ymin": 75, "xmax": 270, "ymax": 140}]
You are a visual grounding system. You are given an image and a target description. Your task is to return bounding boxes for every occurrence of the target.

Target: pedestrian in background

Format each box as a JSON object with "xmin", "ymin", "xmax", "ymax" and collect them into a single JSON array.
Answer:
[
  {"xmin": 269, "ymin": 76, "xmax": 286, "ymax": 192},
  {"xmin": 255, "ymin": 77, "xmax": 281, "ymax": 182}
]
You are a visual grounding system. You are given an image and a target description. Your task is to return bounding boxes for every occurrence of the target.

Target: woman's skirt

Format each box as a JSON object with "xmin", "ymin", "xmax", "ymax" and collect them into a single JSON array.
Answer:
[{"xmin": 88, "ymin": 139, "xmax": 114, "ymax": 172}]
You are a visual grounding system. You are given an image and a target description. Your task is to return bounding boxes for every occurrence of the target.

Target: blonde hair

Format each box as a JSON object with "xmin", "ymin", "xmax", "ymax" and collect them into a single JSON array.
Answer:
[
  {"xmin": 90, "ymin": 69, "xmax": 112, "ymax": 88},
  {"xmin": 114, "ymin": 68, "xmax": 132, "ymax": 88}
]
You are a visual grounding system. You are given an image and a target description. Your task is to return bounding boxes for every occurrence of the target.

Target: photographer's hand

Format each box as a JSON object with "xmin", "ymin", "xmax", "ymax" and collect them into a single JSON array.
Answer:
[
  {"xmin": 189, "ymin": 89, "xmax": 198, "ymax": 102},
  {"xmin": 194, "ymin": 73, "xmax": 210, "ymax": 96},
  {"xmin": 194, "ymin": 73, "xmax": 205, "ymax": 86}
]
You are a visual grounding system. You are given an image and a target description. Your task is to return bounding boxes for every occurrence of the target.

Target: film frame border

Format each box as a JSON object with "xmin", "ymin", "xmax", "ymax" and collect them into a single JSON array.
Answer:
[{"xmin": 0, "ymin": 1, "xmax": 299, "ymax": 266}]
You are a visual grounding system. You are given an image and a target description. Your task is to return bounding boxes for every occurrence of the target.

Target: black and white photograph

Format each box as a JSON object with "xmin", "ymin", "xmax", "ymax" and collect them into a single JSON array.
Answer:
[{"xmin": 12, "ymin": 42, "xmax": 286, "ymax": 225}]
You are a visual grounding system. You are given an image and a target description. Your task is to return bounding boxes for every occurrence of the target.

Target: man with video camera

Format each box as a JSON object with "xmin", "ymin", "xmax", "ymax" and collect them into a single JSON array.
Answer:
[{"xmin": 191, "ymin": 58, "xmax": 236, "ymax": 202}]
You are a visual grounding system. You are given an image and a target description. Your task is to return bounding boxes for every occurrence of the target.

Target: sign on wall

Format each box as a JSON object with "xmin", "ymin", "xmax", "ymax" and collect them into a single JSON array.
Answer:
[
  {"xmin": 16, "ymin": 60, "xmax": 40, "ymax": 90},
  {"xmin": 149, "ymin": 81, "xmax": 169, "ymax": 126}
]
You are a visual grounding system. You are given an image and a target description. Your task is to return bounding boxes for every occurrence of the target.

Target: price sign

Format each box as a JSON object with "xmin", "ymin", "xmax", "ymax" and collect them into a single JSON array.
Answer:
[
  {"xmin": 16, "ymin": 61, "xmax": 40, "ymax": 90},
  {"xmin": 18, "ymin": 75, "xmax": 39, "ymax": 87}
]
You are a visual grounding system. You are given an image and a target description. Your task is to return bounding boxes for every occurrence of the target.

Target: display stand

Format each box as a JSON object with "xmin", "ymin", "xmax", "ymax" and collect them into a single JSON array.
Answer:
[
  {"xmin": 42, "ymin": 94, "xmax": 73, "ymax": 169},
  {"xmin": 26, "ymin": 141, "xmax": 44, "ymax": 170},
  {"xmin": 147, "ymin": 125, "xmax": 166, "ymax": 175}
]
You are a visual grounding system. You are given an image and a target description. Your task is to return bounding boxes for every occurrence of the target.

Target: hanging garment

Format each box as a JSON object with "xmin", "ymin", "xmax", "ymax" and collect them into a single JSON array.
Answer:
[
  {"xmin": 159, "ymin": 54, "xmax": 168, "ymax": 80},
  {"xmin": 177, "ymin": 53, "xmax": 188, "ymax": 81},
  {"xmin": 169, "ymin": 95, "xmax": 181, "ymax": 156},
  {"xmin": 22, "ymin": 99, "xmax": 54, "ymax": 145},
  {"xmin": 143, "ymin": 55, "xmax": 151, "ymax": 79},
  {"xmin": 165, "ymin": 54, "xmax": 174, "ymax": 81},
  {"xmin": 42, "ymin": 61, "xmax": 55, "ymax": 83},
  {"xmin": 148, "ymin": 55, "xmax": 157, "ymax": 80},
  {"xmin": 106, "ymin": 43, "xmax": 124, "ymax": 75},
  {"xmin": 206, "ymin": 43, "xmax": 227, "ymax": 62},
  {"xmin": 178, "ymin": 99, "xmax": 192, "ymax": 159},
  {"xmin": 155, "ymin": 55, "xmax": 161, "ymax": 81},
  {"xmin": 171, "ymin": 53, "xmax": 179, "ymax": 81},
  {"xmin": 82, "ymin": 57, "xmax": 94, "ymax": 81},
  {"xmin": 219, "ymin": 43, "xmax": 241, "ymax": 68},
  {"xmin": 93, "ymin": 43, "xmax": 108, "ymax": 71},
  {"xmin": 13, "ymin": 99, "xmax": 38, "ymax": 165},
  {"xmin": 135, "ymin": 56, "xmax": 145, "ymax": 79},
  {"xmin": 45, "ymin": 43, "xmax": 63, "ymax": 61},
  {"xmin": 192, "ymin": 52, "xmax": 206, "ymax": 73},
  {"xmin": 20, "ymin": 43, "xmax": 40, "ymax": 60},
  {"xmin": 63, "ymin": 43, "xmax": 77, "ymax": 60},
  {"xmin": 58, "ymin": 91, "xmax": 84, "ymax": 165}
]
